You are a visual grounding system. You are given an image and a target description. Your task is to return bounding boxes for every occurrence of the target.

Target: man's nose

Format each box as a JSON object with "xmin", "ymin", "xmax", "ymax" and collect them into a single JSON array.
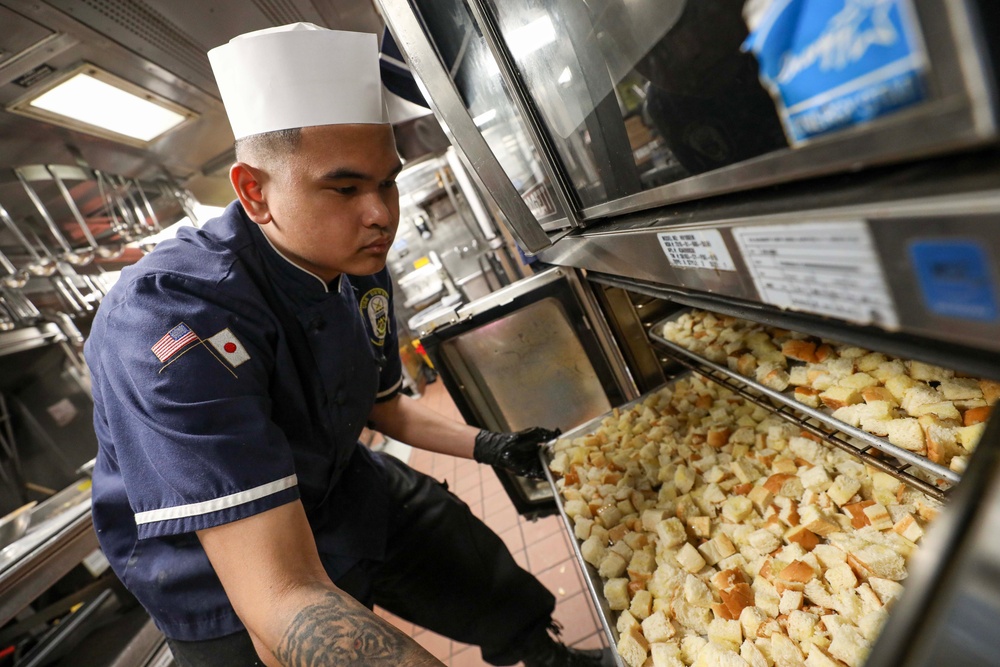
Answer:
[{"xmin": 361, "ymin": 192, "xmax": 392, "ymax": 228}]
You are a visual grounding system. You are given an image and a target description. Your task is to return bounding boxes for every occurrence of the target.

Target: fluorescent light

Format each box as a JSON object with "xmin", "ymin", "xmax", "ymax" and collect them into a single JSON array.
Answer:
[
  {"xmin": 8, "ymin": 64, "xmax": 193, "ymax": 145},
  {"xmin": 473, "ymin": 109, "xmax": 497, "ymax": 126},
  {"xmin": 507, "ymin": 16, "xmax": 556, "ymax": 58},
  {"xmin": 558, "ymin": 67, "xmax": 572, "ymax": 85}
]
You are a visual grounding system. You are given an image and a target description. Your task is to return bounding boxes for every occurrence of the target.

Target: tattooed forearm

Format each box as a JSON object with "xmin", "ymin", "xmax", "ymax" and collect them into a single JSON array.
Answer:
[{"xmin": 275, "ymin": 592, "xmax": 440, "ymax": 666}]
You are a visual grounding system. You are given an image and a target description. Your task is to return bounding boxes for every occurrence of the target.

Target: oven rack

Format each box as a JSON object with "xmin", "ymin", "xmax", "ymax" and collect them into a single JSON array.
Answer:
[{"xmin": 649, "ymin": 326, "xmax": 954, "ymax": 503}]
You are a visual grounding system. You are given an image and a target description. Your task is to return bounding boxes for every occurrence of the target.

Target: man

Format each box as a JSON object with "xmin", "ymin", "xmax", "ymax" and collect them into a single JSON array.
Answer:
[{"xmin": 85, "ymin": 23, "xmax": 608, "ymax": 667}]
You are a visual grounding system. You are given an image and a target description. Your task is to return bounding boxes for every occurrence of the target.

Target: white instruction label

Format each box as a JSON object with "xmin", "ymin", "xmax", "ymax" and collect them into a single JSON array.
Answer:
[
  {"xmin": 732, "ymin": 221, "xmax": 899, "ymax": 328},
  {"xmin": 657, "ymin": 230, "xmax": 736, "ymax": 271}
]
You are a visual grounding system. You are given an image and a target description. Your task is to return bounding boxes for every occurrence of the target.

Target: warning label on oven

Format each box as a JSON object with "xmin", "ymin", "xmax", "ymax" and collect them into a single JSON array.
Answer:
[
  {"xmin": 732, "ymin": 221, "xmax": 899, "ymax": 328},
  {"xmin": 657, "ymin": 230, "xmax": 736, "ymax": 272}
]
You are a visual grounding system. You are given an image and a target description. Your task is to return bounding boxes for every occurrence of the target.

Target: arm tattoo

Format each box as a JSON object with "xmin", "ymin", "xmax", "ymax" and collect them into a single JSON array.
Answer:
[{"xmin": 275, "ymin": 592, "xmax": 435, "ymax": 666}]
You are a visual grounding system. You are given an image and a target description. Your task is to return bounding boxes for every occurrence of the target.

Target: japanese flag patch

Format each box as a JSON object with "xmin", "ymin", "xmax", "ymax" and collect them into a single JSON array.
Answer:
[{"xmin": 206, "ymin": 328, "xmax": 251, "ymax": 368}]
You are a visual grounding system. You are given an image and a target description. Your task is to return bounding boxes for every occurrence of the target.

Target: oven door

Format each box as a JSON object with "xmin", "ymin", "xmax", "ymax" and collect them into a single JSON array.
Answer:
[{"xmin": 417, "ymin": 267, "xmax": 637, "ymax": 517}]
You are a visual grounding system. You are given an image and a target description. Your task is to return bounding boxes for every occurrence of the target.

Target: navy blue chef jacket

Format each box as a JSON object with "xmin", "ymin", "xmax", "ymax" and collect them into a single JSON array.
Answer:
[{"xmin": 84, "ymin": 201, "xmax": 403, "ymax": 640}]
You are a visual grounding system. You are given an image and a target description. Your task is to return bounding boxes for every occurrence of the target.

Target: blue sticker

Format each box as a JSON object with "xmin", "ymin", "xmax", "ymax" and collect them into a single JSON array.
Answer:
[
  {"xmin": 744, "ymin": 0, "xmax": 927, "ymax": 143},
  {"xmin": 910, "ymin": 240, "xmax": 998, "ymax": 322}
]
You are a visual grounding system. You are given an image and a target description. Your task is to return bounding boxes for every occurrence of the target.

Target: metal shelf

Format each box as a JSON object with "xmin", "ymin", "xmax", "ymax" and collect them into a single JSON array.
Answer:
[
  {"xmin": 649, "ymin": 325, "xmax": 957, "ymax": 499},
  {"xmin": 0, "ymin": 322, "xmax": 64, "ymax": 359},
  {"xmin": 0, "ymin": 500, "xmax": 97, "ymax": 627}
]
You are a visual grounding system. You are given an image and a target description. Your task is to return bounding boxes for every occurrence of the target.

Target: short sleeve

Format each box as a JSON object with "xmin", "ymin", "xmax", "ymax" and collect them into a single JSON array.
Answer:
[{"xmin": 91, "ymin": 272, "xmax": 299, "ymax": 540}]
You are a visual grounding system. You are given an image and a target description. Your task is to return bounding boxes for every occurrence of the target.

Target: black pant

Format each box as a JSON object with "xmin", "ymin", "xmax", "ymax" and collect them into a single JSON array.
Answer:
[{"xmin": 168, "ymin": 453, "xmax": 556, "ymax": 666}]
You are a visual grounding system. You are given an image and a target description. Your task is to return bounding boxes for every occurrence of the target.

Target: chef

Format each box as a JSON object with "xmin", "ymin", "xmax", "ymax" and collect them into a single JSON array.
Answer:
[{"xmin": 84, "ymin": 23, "xmax": 608, "ymax": 667}]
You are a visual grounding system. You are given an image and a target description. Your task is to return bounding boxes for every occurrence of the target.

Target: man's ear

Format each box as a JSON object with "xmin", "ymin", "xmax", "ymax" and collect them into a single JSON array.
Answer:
[{"xmin": 230, "ymin": 162, "xmax": 271, "ymax": 225}]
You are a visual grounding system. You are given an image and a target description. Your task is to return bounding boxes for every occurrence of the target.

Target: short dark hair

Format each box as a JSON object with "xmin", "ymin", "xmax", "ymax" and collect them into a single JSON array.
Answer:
[{"xmin": 234, "ymin": 128, "xmax": 302, "ymax": 165}]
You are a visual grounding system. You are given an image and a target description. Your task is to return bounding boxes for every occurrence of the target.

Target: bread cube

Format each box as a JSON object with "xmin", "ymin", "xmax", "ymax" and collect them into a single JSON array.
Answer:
[
  {"xmin": 617, "ymin": 609, "xmax": 640, "ymax": 635},
  {"xmin": 650, "ymin": 642, "xmax": 684, "ymax": 667},
  {"xmin": 630, "ymin": 589, "xmax": 653, "ymax": 620},
  {"xmin": 858, "ymin": 608, "xmax": 889, "ymax": 642},
  {"xmin": 740, "ymin": 639, "xmax": 769, "ymax": 667},
  {"xmin": 886, "ymin": 418, "xmax": 926, "ymax": 453},
  {"xmin": 684, "ymin": 573, "xmax": 714, "ymax": 607},
  {"xmin": 795, "ymin": 386, "xmax": 822, "ymax": 408},
  {"xmin": 892, "ymin": 513, "xmax": 924, "ymax": 542},
  {"xmin": 825, "ymin": 563, "xmax": 858, "ymax": 591},
  {"xmin": 605, "ymin": 577, "xmax": 630, "ymax": 610},
  {"xmin": 868, "ymin": 577, "xmax": 904, "ymax": 605},
  {"xmin": 799, "ymin": 466, "xmax": 832, "ymax": 492},
  {"xmin": 884, "ymin": 374, "xmax": 918, "ymax": 402},
  {"xmin": 908, "ymin": 360, "xmax": 953, "ymax": 382},
  {"xmin": 840, "ymin": 373, "xmax": 879, "ymax": 390},
  {"xmin": 912, "ymin": 401, "xmax": 962, "ymax": 421},
  {"xmin": 828, "ymin": 623, "xmax": 870, "ymax": 667},
  {"xmin": 956, "ymin": 422, "xmax": 986, "ymax": 452},
  {"xmin": 581, "ymin": 535, "xmax": 607, "ymax": 567},
  {"xmin": 642, "ymin": 611, "xmax": 677, "ymax": 643},
  {"xmin": 723, "ymin": 496, "xmax": 754, "ymax": 522},
  {"xmin": 629, "ymin": 548, "xmax": 657, "ymax": 576},
  {"xmin": 642, "ymin": 508, "xmax": 669, "ymax": 532},
  {"xmin": 770, "ymin": 632, "xmax": 806, "ymax": 665},
  {"xmin": 747, "ymin": 485, "xmax": 774, "ymax": 514},
  {"xmin": 656, "ymin": 518, "xmax": 687, "ymax": 548},
  {"xmin": 900, "ymin": 386, "xmax": 945, "ymax": 415},
  {"xmin": 939, "ymin": 377, "xmax": 982, "ymax": 400},
  {"xmin": 617, "ymin": 623, "xmax": 650, "ymax": 667},
  {"xmin": 573, "ymin": 517, "xmax": 595, "ymax": 541},
  {"xmin": 827, "ymin": 475, "xmax": 861, "ymax": 507},
  {"xmin": 779, "ymin": 589, "xmax": 804, "ymax": 614},
  {"xmin": 862, "ymin": 503, "xmax": 893, "ymax": 531},
  {"xmin": 677, "ymin": 542, "xmax": 707, "ymax": 573},
  {"xmin": 820, "ymin": 386, "xmax": 862, "ymax": 410},
  {"xmin": 871, "ymin": 359, "xmax": 906, "ymax": 383},
  {"xmin": 708, "ymin": 617, "xmax": 743, "ymax": 651},
  {"xmin": 831, "ymin": 405, "xmax": 862, "ymax": 428},
  {"xmin": 804, "ymin": 646, "xmax": 842, "ymax": 667},
  {"xmin": 749, "ymin": 528, "xmax": 782, "ymax": 553}
]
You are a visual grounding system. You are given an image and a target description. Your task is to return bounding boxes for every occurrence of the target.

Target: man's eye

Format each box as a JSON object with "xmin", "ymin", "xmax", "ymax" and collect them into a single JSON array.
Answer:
[
  {"xmin": 331, "ymin": 186, "xmax": 356, "ymax": 195},
  {"xmin": 380, "ymin": 180, "xmax": 397, "ymax": 189}
]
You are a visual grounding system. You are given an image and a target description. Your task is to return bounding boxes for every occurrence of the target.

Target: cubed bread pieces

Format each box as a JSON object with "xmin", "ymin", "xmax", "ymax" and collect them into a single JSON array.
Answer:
[
  {"xmin": 617, "ymin": 624, "xmax": 650, "ymax": 667},
  {"xmin": 678, "ymin": 542, "xmax": 708, "ymax": 573},
  {"xmin": 884, "ymin": 374, "xmax": 918, "ymax": 402},
  {"xmin": 963, "ymin": 405, "xmax": 991, "ymax": 426},
  {"xmin": 605, "ymin": 578, "xmax": 630, "ymax": 610},
  {"xmin": 782, "ymin": 339, "xmax": 818, "ymax": 363},
  {"xmin": 980, "ymin": 379, "xmax": 1000, "ymax": 405},
  {"xmin": 885, "ymin": 418, "xmax": 926, "ymax": 453},
  {"xmin": 907, "ymin": 360, "xmax": 954, "ymax": 382},
  {"xmin": 642, "ymin": 611, "xmax": 677, "ymax": 643},
  {"xmin": 939, "ymin": 377, "xmax": 982, "ymax": 401},
  {"xmin": 650, "ymin": 642, "xmax": 685, "ymax": 667},
  {"xmin": 820, "ymin": 386, "xmax": 862, "ymax": 410},
  {"xmin": 794, "ymin": 386, "xmax": 822, "ymax": 408}
]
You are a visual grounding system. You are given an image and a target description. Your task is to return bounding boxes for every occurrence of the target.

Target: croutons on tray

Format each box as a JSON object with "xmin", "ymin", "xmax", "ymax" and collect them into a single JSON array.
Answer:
[
  {"xmin": 549, "ymin": 374, "xmax": 941, "ymax": 667},
  {"xmin": 660, "ymin": 309, "xmax": 992, "ymax": 469}
]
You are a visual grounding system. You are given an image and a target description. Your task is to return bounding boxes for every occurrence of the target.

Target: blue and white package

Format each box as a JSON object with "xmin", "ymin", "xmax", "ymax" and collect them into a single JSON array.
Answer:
[{"xmin": 744, "ymin": 0, "xmax": 928, "ymax": 144}]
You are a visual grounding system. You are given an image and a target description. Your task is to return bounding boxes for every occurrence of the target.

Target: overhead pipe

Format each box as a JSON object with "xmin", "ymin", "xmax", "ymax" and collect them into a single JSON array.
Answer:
[{"xmin": 47, "ymin": 166, "xmax": 125, "ymax": 260}]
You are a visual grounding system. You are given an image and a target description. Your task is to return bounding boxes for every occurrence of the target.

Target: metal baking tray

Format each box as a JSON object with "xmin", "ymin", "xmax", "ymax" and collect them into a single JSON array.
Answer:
[
  {"xmin": 541, "ymin": 379, "xmax": 686, "ymax": 666},
  {"xmin": 649, "ymin": 311, "xmax": 959, "ymax": 488}
]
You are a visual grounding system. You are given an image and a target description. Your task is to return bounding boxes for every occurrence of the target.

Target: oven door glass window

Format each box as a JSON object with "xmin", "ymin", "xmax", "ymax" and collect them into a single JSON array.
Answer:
[
  {"xmin": 415, "ymin": 1, "xmax": 567, "ymax": 226},
  {"xmin": 485, "ymin": 0, "xmax": 931, "ymax": 209}
]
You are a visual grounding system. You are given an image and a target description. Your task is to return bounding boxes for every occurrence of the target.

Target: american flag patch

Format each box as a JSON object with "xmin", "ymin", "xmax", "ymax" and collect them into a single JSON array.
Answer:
[{"xmin": 151, "ymin": 323, "xmax": 199, "ymax": 362}]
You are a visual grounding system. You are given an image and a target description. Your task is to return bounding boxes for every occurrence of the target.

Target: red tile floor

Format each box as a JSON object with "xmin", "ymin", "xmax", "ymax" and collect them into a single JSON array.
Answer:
[{"xmin": 372, "ymin": 379, "xmax": 609, "ymax": 666}]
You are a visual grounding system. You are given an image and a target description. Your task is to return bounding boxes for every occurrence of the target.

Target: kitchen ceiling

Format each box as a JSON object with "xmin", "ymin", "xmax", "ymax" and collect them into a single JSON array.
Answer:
[{"xmin": 0, "ymin": 0, "xmax": 395, "ymax": 203}]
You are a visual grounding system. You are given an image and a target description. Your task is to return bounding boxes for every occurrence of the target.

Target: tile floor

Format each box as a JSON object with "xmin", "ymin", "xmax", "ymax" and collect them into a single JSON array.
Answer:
[{"xmin": 372, "ymin": 379, "xmax": 608, "ymax": 666}]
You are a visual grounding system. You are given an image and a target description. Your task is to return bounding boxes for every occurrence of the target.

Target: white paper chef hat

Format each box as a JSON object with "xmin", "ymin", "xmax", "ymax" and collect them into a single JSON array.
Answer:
[{"xmin": 208, "ymin": 23, "xmax": 388, "ymax": 140}]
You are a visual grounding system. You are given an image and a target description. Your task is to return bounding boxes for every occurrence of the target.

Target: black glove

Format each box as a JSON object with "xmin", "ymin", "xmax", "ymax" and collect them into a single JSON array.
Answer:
[{"xmin": 474, "ymin": 426, "xmax": 561, "ymax": 479}]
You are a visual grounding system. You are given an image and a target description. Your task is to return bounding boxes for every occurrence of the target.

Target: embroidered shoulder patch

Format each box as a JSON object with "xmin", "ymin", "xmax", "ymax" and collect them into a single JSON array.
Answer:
[
  {"xmin": 359, "ymin": 287, "xmax": 390, "ymax": 346},
  {"xmin": 206, "ymin": 328, "xmax": 251, "ymax": 368},
  {"xmin": 152, "ymin": 323, "xmax": 199, "ymax": 362}
]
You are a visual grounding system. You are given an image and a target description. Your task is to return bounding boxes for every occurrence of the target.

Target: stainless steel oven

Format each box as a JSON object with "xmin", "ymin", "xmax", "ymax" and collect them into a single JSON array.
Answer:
[
  {"xmin": 414, "ymin": 266, "xmax": 638, "ymax": 516},
  {"xmin": 380, "ymin": 0, "xmax": 999, "ymax": 245}
]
